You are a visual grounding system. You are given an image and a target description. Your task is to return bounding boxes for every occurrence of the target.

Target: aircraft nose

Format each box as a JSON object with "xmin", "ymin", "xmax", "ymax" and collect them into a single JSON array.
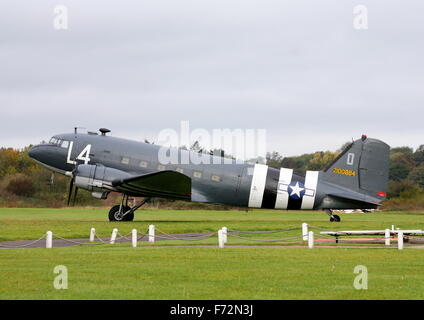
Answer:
[{"xmin": 28, "ymin": 145, "xmax": 42, "ymax": 161}]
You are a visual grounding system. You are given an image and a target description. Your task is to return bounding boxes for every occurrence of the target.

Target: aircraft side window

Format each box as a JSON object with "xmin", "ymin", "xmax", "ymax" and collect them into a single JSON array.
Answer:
[
  {"xmin": 139, "ymin": 161, "xmax": 148, "ymax": 168},
  {"xmin": 211, "ymin": 175, "xmax": 221, "ymax": 182},
  {"xmin": 61, "ymin": 141, "xmax": 69, "ymax": 149},
  {"xmin": 193, "ymin": 171, "xmax": 202, "ymax": 179},
  {"xmin": 121, "ymin": 157, "xmax": 130, "ymax": 165}
]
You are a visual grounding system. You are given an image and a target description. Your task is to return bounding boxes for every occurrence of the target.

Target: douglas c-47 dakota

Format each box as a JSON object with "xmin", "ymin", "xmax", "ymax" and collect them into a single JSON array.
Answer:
[{"xmin": 29, "ymin": 128, "xmax": 390, "ymax": 222}]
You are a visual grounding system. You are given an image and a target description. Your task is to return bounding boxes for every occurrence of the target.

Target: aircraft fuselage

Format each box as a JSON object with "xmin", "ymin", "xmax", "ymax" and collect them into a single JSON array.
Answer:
[{"xmin": 29, "ymin": 131, "xmax": 389, "ymax": 222}]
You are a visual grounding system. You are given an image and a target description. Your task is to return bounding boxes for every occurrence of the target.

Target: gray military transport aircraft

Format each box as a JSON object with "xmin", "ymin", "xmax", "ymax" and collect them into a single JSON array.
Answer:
[{"xmin": 28, "ymin": 128, "xmax": 390, "ymax": 222}]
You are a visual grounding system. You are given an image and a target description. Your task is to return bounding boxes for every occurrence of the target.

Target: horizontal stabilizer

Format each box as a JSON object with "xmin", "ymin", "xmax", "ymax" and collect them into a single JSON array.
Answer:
[
  {"xmin": 112, "ymin": 171, "xmax": 192, "ymax": 200},
  {"xmin": 327, "ymin": 192, "xmax": 381, "ymax": 208}
]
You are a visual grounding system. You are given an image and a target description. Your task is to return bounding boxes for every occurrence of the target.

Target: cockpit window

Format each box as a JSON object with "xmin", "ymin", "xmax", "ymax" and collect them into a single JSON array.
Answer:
[
  {"xmin": 61, "ymin": 140, "xmax": 70, "ymax": 149},
  {"xmin": 49, "ymin": 137, "xmax": 66, "ymax": 146}
]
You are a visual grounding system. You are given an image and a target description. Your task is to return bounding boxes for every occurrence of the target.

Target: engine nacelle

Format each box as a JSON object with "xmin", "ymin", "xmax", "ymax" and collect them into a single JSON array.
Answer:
[{"xmin": 74, "ymin": 164, "xmax": 131, "ymax": 192}]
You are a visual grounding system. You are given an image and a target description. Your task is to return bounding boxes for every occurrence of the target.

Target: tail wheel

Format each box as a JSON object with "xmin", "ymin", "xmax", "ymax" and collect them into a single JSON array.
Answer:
[
  {"xmin": 108, "ymin": 205, "xmax": 134, "ymax": 222},
  {"xmin": 325, "ymin": 209, "xmax": 341, "ymax": 223}
]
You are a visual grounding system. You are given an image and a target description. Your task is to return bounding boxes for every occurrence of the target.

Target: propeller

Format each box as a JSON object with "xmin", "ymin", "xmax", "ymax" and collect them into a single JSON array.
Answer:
[
  {"xmin": 67, "ymin": 177, "xmax": 74, "ymax": 205},
  {"xmin": 73, "ymin": 186, "xmax": 79, "ymax": 206},
  {"xmin": 67, "ymin": 165, "xmax": 79, "ymax": 206}
]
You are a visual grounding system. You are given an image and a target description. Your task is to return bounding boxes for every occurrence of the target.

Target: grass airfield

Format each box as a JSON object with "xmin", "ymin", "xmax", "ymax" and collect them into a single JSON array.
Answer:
[{"xmin": 1, "ymin": 208, "xmax": 424, "ymax": 300}]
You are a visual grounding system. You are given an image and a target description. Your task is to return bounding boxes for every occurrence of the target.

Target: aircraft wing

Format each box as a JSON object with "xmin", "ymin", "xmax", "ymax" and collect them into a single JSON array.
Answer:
[{"xmin": 112, "ymin": 170, "xmax": 192, "ymax": 200}]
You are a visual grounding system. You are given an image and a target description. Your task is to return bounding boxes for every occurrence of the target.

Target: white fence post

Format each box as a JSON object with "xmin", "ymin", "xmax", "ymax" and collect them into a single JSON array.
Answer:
[
  {"xmin": 46, "ymin": 231, "xmax": 53, "ymax": 249},
  {"xmin": 398, "ymin": 231, "xmax": 404, "ymax": 250},
  {"xmin": 110, "ymin": 228, "xmax": 118, "ymax": 244},
  {"xmin": 308, "ymin": 231, "xmax": 314, "ymax": 249},
  {"xmin": 89, "ymin": 228, "xmax": 95, "ymax": 242},
  {"xmin": 132, "ymin": 229, "xmax": 137, "ymax": 248},
  {"xmin": 149, "ymin": 225, "xmax": 155, "ymax": 243},
  {"xmin": 222, "ymin": 227, "xmax": 228, "ymax": 244},
  {"xmin": 302, "ymin": 223, "xmax": 308, "ymax": 241},
  {"xmin": 385, "ymin": 229, "xmax": 391, "ymax": 246},
  {"xmin": 218, "ymin": 229, "xmax": 225, "ymax": 248}
]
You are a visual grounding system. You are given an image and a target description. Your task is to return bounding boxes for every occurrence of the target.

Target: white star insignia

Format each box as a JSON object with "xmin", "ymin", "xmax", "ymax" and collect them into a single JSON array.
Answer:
[{"xmin": 289, "ymin": 182, "xmax": 305, "ymax": 198}]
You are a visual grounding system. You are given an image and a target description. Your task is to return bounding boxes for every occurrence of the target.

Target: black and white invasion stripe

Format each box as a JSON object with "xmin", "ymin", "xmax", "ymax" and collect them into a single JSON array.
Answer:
[{"xmin": 247, "ymin": 164, "xmax": 319, "ymax": 210}]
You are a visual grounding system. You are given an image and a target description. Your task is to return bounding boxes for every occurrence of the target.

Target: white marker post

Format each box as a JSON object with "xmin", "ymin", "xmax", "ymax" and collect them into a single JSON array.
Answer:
[
  {"xmin": 46, "ymin": 231, "xmax": 53, "ymax": 249},
  {"xmin": 308, "ymin": 231, "xmax": 314, "ymax": 249},
  {"xmin": 385, "ymin": 229, "xmax": 391, "ymax": 246},
  {"xmin": 302, "ymin": 223, "xmax": 308, "ymax": 241},
  {"xmin": 110, "ymin": 228, "xmax": 118, "ymax": 244},
  {"xmin": 222, "ymin": 227, "xmax": 228, "ymax": 244},
  {"xmin": 89, "ymin": 228, "xmax": 95, "ymax": 242},
  {"xmin": 218, "ymin": 229, "xmax": 225, "ymax": 248},
  {"xmin": 132, "ymin": 229, "xmax": 137, "ymax": 248},
  {"xmin": 149, "ymin": 225, "xmax": 155, "ymax": 243},
  {"xmin": 398, "ymin": 231, "xmax": 404, "ymax": 250}
]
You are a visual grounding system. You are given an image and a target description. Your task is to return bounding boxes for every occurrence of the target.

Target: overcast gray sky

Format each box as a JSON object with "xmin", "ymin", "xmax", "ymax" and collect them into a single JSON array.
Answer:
[{"xmin": 1, "ymin": 0, "xmax": 423, "ymax": 157}]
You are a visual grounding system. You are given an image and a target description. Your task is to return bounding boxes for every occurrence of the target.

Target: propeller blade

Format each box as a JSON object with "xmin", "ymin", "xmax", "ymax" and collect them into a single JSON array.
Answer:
[
  {"xmin": 67, "ymin": 178, "xmax": 74, "ymax": 206},
  {"xmin": 72, "ymin": 187, "xmax": 79, "ymax": 206}
]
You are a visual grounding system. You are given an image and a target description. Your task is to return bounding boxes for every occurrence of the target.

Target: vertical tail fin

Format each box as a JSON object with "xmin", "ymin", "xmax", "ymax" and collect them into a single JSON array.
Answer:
[{"xmin": 322, "ymin": 136, "xmax": 390, "ymax": 200}]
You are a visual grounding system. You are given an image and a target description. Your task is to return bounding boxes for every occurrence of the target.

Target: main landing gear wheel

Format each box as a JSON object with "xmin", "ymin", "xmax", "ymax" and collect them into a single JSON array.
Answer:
[
  {"xmin": 109, "ymin": 205, "xmax": 133, "ymax": 222},
  {"xmin": 325, "ymin": 209, "xmax": 341, "ymax": 222},
  {"xmin": 108, "ymin": 196, "xmax": 151, "ymax": 222}
]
